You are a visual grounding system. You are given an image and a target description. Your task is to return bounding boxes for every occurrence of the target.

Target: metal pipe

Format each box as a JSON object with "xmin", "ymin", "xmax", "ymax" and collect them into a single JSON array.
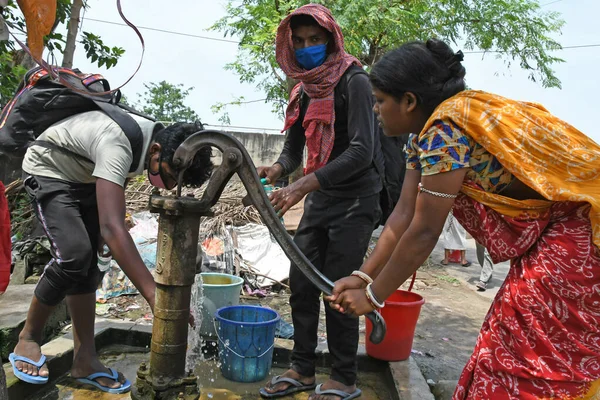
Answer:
[{"xmin": 150, "ymin": 207, "xmax": 200, "ymax": 382}]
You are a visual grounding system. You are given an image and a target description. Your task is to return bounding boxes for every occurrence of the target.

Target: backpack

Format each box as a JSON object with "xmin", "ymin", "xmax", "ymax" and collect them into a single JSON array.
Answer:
[
  {"xmin": 299, "ymin": 66, "xmax": 407, "ymax": 225},
  {"xmin": 0, "ymin": 66, "xmax": 147, "ymax": 172}
]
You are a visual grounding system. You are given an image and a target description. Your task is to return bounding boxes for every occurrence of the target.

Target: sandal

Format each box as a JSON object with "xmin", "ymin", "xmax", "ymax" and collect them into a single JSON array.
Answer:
[
  {"xmin": 259, "ymin": 375, "xmax": 317, "ymax": 398},
  {"xmin": 8, "ymin": 353, "xmax": 49, "ymax": 385},
  {"xmin": 310, "ymin": 384, "xmax": 362, "ymax": 399},
  {"xmin": 74, "ymin": 368, "xmax": 131, "ymax": 394}
]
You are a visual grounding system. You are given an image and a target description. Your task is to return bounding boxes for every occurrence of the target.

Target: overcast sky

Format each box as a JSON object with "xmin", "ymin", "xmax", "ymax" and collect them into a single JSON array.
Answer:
[{"xmin": 65, "ymin": 0, "xmax": 599, "ymax": 142}]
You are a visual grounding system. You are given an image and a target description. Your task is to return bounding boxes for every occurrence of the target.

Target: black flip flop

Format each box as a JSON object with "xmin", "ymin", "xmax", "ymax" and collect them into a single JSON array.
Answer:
[{"xmin": 259, "ymin": 375, "xmax": 317, "ymax": 398}]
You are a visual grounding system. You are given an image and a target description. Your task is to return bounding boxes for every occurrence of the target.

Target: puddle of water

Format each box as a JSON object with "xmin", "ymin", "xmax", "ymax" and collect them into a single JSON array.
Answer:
[{"xmin": 35, "ymin": 349, "xmax": 393, "ymax": 399}]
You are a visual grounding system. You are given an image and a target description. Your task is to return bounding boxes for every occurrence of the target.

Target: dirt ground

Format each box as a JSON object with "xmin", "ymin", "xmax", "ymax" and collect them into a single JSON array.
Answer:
[
  {"xmin": 402, "ymin": 260, "xmax": 492, "ymax": 383},
  {"xmin": 98, "ymin": 256, "xmax": 494, "ymax": 388}
]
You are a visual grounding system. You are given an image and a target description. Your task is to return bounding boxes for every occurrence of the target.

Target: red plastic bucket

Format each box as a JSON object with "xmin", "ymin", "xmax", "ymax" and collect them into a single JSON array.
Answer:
[
  {"xmin": 448, "ymin": 249, "xmax": 462, "ymax": 263},
  {"xmin": 365, "ymin": 288, "xmax": 425, "ymax": 361}
]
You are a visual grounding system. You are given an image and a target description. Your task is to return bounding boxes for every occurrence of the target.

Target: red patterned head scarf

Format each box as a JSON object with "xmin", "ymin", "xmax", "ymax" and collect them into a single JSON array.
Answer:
[{"xmin": 276, "ymin": 4, "xmax": 361, "ymax": 175}]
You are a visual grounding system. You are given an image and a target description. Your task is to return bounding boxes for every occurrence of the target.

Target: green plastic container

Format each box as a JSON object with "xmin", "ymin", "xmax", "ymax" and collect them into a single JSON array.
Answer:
[{"xmin": 199, "ymin": 272, "xmax": 244, "ymax": 337}]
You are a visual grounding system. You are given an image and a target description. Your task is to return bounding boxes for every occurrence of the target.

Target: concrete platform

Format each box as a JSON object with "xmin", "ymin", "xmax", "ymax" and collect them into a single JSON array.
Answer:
[
  {"xmin": 390, "ymin": 357, "xmax": 436, "ymax": 400},
  {"xmin": 0, "ymin": 284, "xmax": 69, "ymax": 360},
  {"xmin": 4, "ymin": 320, "xmax": 435, "ymax": 399}
]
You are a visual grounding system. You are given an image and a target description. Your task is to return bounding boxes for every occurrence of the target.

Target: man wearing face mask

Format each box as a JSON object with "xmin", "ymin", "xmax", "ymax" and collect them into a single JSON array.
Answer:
[
  {"xmin": 10, "ymin": 112, "xmax": 212, "ymax": 393},
  {"xmin": 258, "ymin": 4, "xmax": 382, "ymax": 400}
]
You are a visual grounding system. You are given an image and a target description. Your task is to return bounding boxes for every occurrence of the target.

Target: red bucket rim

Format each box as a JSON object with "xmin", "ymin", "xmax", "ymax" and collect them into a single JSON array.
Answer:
[{"xmin": 385, "ymin": 289, "xmax": 425, "ymax": 307}]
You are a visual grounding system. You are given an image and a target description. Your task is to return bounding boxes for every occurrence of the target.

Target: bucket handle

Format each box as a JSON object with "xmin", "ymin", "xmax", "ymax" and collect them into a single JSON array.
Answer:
[
  {"xmin": 407, "ymin": 272, "xmax": 417, "ymax": 292},
  {"xmin": 213, "ymin": 319, "xmax": 276, "ymax": 359}
]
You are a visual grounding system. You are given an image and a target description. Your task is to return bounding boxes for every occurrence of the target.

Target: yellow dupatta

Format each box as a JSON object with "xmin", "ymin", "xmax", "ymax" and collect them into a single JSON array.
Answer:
[{"xmin": 421, "ymin": 90, "xmax": 600, "ymax": 248}]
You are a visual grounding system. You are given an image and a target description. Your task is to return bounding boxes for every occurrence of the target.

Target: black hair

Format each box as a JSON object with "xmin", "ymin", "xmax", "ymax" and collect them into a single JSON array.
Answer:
[
  {"xmin": 370, "ymin": 39, "xmax": 466, "ymax": 112},
  {"xmin": 290, "ymin": 14, "xmax": 321, "ymax": 30},
  {"xmin": 154, "ymin": 121, "xmax": 213, "ymax": 187}
]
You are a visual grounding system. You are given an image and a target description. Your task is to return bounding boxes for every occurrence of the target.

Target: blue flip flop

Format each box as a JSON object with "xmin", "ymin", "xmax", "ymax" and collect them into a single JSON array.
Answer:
[
  {"xmin": 74, "ymin": 367, "xmax": 131, "ymax": 394},
  {"xmin": 8, "ymin": 352, "xmax": 49, "ymax": 385},
  {"xmin": 313, "ymin": 383, "xmax": 362, "ymax": 399}
]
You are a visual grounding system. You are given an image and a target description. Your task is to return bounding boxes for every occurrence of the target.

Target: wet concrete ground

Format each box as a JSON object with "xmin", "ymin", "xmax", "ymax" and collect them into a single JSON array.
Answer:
[{"xmin": 36, "ymin": 345, "xmax": 395, "ymax": 400}]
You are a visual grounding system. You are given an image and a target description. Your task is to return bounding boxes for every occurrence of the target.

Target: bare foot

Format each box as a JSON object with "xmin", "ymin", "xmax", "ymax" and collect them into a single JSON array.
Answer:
[
  {"xmin": 309, "ymin": 379, "xmax": 357, "ymax": 399},
  {"xmin": 262, "ymin": 368, "xmax": 315, "ymax": 395},
  {"xmin": 12, "ymin": 336, "xmax": 49, "ymax": 378},
  {"xmin": 71, "ymin": 354, "xmax": 126, "ymax": 390}
]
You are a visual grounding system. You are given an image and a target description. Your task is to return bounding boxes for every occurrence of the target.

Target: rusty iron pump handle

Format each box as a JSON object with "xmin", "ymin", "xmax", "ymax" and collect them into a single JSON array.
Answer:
[{"xmin": 172, "ymin": 130, "xmax": 386, "ymax": 344}]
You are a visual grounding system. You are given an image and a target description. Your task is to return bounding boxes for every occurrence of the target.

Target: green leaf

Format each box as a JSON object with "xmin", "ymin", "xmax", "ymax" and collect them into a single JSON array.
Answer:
[{"xmin": 208, "ymin": 0, "xmax": 565, "ymax": 120}]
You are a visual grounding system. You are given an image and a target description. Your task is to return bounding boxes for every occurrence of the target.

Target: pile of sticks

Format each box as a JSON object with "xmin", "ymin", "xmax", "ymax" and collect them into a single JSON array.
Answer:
[
  {"xmin": 123, "ymin": 178, "xmax": 263, "ymax": 234},
  {"xmin": 195, "ymin": 182, "xmax": 263, "ymax": 235}
]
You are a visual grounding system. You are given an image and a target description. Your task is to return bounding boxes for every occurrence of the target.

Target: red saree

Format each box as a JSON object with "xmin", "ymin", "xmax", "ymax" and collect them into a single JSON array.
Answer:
[{"xmin": 418, "ymin": 91, "xmax": 600, "ymax": 399}]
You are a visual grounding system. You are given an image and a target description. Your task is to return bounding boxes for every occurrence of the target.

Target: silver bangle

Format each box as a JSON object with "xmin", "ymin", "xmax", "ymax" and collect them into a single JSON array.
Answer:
[
  {"xmin": 366, "ymin": 283, "xmax": 385, "ymax": 309},
  {"xmin": 418, "ymin": 183, "xmax": 458, "ymax": 199},
  {"xmin": 351, "ymin": 270, "xmax": 373, "ymax": 285}
]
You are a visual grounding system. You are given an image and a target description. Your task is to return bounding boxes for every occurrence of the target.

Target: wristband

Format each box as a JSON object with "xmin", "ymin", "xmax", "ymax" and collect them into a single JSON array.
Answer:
[
  {"xmin": 351, "ymin": 270, "xmax": 373, "ymax": 285},
  {"xmin": 365, "ymin": 283, "xmax": 385, "ymax": 309}
]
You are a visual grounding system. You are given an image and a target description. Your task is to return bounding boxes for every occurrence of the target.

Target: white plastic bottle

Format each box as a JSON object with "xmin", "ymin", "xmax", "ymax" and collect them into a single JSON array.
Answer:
[{"xmin": 97, "ymin": 245, "xmax": 112, "ymax": 272}]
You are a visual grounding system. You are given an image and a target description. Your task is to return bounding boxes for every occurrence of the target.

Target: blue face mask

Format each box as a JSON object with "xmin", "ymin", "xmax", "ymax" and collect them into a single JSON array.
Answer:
[{"xmin": 295, "ymin": 44, "xmax": 328, "ymax": 70}]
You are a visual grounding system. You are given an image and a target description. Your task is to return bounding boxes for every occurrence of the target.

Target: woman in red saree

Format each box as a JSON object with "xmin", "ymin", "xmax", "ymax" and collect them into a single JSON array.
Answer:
[{"xmin": 327, "ymin": 39, "xmax": 600, "ymax": 399}]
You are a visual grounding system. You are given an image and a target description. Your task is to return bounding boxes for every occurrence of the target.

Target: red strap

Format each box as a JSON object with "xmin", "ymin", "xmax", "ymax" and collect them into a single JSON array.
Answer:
[
  {"xmin": 0, "ymin": 182, "xmax": 11, "ymax": 295},
  {"xmin": 407, "ymin": 272, "xmax": 417, "ymax": 292},
  {"xmin": 6, "ymin": 0, "xmax": 144, "ymax": 97}
]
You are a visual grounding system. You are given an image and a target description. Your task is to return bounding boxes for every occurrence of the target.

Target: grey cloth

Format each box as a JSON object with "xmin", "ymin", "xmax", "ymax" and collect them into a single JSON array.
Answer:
[
  {"xmin": 476, "ymin": 242, "xmax": 493, "ymax": 284},
  {"xmin": 22, "ymin": 111, "xmax": 160, "ymax": 187}
]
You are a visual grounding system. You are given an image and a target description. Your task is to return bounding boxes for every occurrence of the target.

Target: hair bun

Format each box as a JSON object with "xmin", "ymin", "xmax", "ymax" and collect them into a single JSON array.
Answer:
[
  {"xmin": 425, "ymin": 39, "xmax": 465, "ymax": 77},
  {"xmin": 446, "ymin": 50, "xmax": 464, "ymax": 69}
]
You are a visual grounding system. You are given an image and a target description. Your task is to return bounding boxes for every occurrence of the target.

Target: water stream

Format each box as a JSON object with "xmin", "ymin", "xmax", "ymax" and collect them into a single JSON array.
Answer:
[{"xmin": 186, "ymin": 273, "xmax": 205, "ymax": 371}]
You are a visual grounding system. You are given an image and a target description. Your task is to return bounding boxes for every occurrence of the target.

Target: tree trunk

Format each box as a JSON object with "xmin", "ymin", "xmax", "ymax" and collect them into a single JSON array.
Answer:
[
  {"xmin": 12, "ymin": 49, "xmax": 35, "ymax": 70},
  {"xmin": 62, "ymin": 0, "xmax": 84, "ymax": 68}
]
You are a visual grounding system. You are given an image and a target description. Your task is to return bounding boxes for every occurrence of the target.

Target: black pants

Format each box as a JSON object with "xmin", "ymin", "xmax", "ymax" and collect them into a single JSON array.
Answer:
[
  {"xmin": 290, "ymin": 191, "xmax": 380, "ymax": 386},
  {"xmin": 24, "ymin": 175, "xmax": 101, "ymax": 306}
]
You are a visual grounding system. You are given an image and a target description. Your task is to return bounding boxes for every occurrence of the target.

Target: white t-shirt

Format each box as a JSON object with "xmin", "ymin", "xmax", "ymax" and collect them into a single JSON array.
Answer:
[{"xmin": 22, "ymin": 111, "xmax": 163, "ymax": 186}]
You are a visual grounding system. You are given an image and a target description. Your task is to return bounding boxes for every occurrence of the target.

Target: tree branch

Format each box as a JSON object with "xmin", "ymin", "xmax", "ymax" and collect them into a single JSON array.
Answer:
[{"xmin": 62, "ymin": 0, "xmax": 84, "ymax": 68}]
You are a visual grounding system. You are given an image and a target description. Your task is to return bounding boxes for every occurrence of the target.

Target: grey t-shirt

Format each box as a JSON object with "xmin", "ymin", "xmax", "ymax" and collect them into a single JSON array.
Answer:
[{"xmin": 22, "ymin": 111, "xmax": 162, "ymax": 186}]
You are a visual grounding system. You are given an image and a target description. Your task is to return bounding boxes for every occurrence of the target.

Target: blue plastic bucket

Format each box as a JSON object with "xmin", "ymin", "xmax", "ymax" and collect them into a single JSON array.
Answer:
[{"xmin": 215, "ymin": 305, "xmax": 280, "ymax": 382}]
